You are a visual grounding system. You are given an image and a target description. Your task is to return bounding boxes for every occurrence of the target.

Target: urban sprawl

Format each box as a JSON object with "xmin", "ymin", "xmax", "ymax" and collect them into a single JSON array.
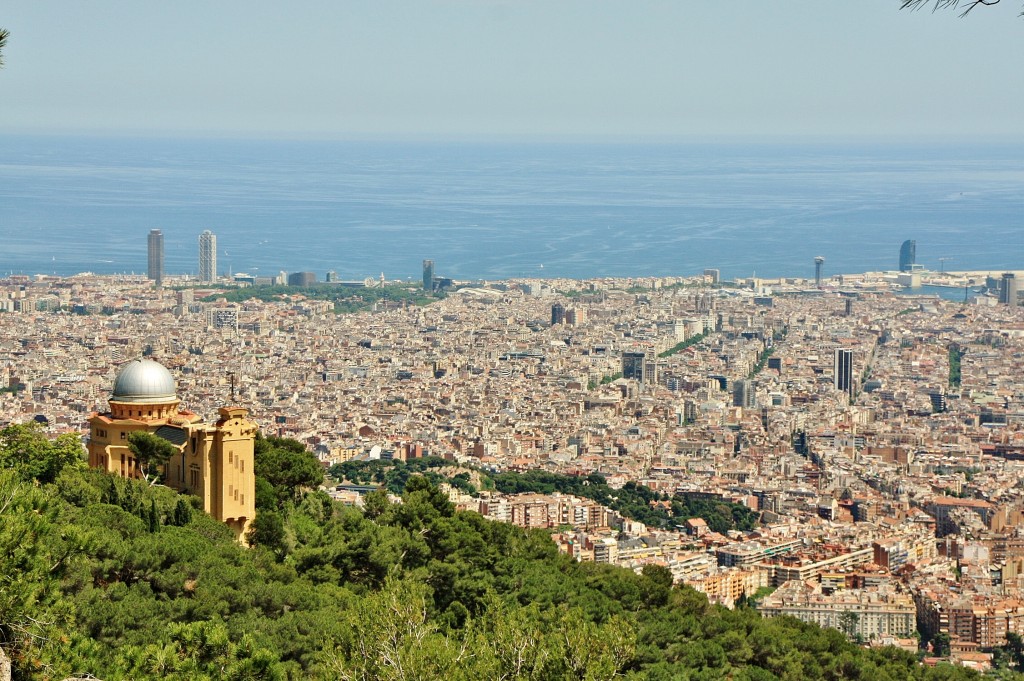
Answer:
[{"xmin": 4, "ymin": 257, "xmax": 1024, "ymax": 673}]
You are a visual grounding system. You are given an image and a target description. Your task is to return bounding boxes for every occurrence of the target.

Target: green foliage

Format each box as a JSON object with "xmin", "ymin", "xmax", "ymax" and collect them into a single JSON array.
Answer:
[
  {"xmin": 0, "ymin": 430, "xmax": 985, "ymax": 681},
  {"xmin": 490, "ymin": 469, "xmax": 759, "ymax": 533},
  {"xmin": 658, "ymin": 330, "xmax": 709, "ymax": 358},
  {"xmin": 330, "ymin": 456, "xmax": 469, "ymax": 495},
  {"xmin": 335, "ymin": 459, "xmax": 760, "ymax": 533},
  {"xmin": 200, "ymin": 282, "xmax": 441, "ymax": 313},
  {"xmin": 949, "ymin": 344, "xmax": 963, "ymax": 389},
  {"xmin": 0, "ymin": 421, "xmax": 85, "ymax": 484},
  {"xmin": 749, "ymin": 342, "xmax": 776, "ymax": 378},
  {"xmin": 254, "ymin": 434, "xmax": 324, "ymax": 508},
  {"xmin": 128, "ymin": 430, "xmax": 178, "ymax": 484},
  {"xmin": 0, "ymin": 468, "xmax": 76, "ymax": 678}
]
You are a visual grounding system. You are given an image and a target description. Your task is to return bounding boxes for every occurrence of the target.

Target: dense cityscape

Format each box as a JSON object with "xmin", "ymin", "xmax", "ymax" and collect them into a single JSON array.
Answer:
[{"xmin": 3, "ymin": 228, "xmax": 1024, "ymax": 675}]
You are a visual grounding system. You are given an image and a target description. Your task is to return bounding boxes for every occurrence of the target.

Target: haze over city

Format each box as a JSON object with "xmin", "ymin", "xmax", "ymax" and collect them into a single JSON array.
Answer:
[{"xmin": 2, "ymin": 1, "xmax": 1023, "ymax": 139}]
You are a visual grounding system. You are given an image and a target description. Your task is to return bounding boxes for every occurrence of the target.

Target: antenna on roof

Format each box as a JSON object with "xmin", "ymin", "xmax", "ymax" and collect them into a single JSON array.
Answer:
[{"xmin": 228, "ymin": 371, "xmax": 236, "ymax": 403}]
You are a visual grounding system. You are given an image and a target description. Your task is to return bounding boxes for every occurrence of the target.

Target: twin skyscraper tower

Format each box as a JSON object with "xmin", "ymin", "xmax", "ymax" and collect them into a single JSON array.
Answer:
[{"xmin": 147, "ymin": 229, "xmax": 218, "ymax": 285}]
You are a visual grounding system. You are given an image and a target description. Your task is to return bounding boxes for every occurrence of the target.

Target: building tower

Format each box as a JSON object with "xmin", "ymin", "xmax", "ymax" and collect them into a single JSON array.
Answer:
[
  {"xmin": 733, "ymin": 379, "xmax": 755, "ymax": 409},
  {"xmin": 834, "ymin": 348, "xmax": 854, "ymax": 399},
  {"xmin": 422, "ymin": 259, "xmax": 435, "ymax": 291},
  {"xmin": 87, "ymin": 359, "xmax": 257, "ymax": 542},
  {"xmin": 899, "ymin": 240, "xmax": 916, "ymax": 272},
  {"xmin": 1000, "ymin": 273, "xmax": 1019, "ymax": 307},
  {"xmin": 814, "ymin": 256, "xmax": 825, "ymax": 289},
  {"xmin": 199, "ymin": 230, "xmax": 217, "ymax": 283},
  {"xmin": 148, "ymin": 229, "xmax": 164, "ymax": 286},
  {"xmin": 621, "ymin": 351, "xmax": 647, "ymax": 383},
  {"xmin": 551, "ymin": 302, "xmax": 566, "ymax": 326}
]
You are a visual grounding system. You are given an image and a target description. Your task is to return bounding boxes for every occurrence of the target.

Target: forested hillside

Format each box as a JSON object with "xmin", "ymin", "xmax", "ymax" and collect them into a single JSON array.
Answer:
[
  {"xmin": 330, "ymin": 457, "xmax": 759, "ymax": 533},
  {"xmin": 0, "ymin": 424, "xmax": 987, "ymax": 680}
]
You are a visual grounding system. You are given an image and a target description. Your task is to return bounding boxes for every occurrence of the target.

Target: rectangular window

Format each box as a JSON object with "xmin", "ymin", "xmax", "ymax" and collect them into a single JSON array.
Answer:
[
  {"xmin": 120, "ymin": 432, "xmax": 126, "ymax": 440},
  {"xmin": 228, "ymin": 451, "xmax": 233, "ymax": 463}
]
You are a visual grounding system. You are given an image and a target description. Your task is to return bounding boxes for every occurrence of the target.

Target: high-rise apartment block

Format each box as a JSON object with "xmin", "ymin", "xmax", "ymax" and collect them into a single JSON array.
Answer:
[
  {"xmin": 551, "ymin": 302, "xmax": 566, "ymax": 325},
  {"xmin": 1000, "ymin": 273, "xmax": 1019, "ymax": 307},
  {"xmin": 199, "ymin": 230, "xmax": 217, "ymax": 283},
  {"xmin": 834, "ymin": 348, "xmax": 854, "ymax": 398},
  {"xmin": 148, "ymin": 229, "xmax": 164, "ymax": 286},
  {"xmin": 733, "ymin": 379, "xmax": 755, "ymax": 409}
]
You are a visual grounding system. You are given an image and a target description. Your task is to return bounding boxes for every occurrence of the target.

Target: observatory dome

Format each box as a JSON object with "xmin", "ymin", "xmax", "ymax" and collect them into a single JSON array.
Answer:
[{"xmin": 111, "ymin": 359, "xmax": 178, "ymax": 404}]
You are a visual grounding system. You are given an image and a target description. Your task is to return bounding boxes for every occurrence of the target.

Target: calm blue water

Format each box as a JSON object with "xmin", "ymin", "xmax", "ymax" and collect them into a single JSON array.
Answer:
[{"xmin": 1, "ymin": 135, "xmax": 1022, "ymax": 281}]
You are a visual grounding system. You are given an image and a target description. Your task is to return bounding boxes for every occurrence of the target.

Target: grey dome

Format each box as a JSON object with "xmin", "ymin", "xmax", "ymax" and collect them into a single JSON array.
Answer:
[{"xmin": 111, "ymin": 359, "xmax": 178, "ymax": 403}]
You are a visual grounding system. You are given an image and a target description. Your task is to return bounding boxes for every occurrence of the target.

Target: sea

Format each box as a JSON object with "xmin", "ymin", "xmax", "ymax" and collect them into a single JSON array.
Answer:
[{"xmin": 1, "ymin": 134, "xmax": 1022, "ymax": 285}]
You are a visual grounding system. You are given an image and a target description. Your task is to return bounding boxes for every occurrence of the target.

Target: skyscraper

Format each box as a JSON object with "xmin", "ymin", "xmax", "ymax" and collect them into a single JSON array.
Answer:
[
  {"xmin": 147, "ymin": 229, "xmax": 164, "ymax": 286},
  {"xmin": 1000, "ymin": 273, "xmax": 1019, "ymax": 307},
  {"xmin": 199, "ymin": 230, "xmax": 217, "ymax": 283},
  {"xmin": 733, "ymin": 379, "xmax": 755, "ymax": 408},
  {"xmin": 834, "ymin": 348, "xmax": 854, "ymax": 398},
  {"xmin": 551, "ymin": 302, "xmax": 566, "ymax": 326},
  {"xmin": 899, "ymin": 240, "xmax": 916, "ymax": 272},
  {"xmin": 622, "ymin": 351, "xmax": 647, "ymax": 382},
  {"xmin": 422, "ymin": 259, "xmax": 435, "ymax": 291}
]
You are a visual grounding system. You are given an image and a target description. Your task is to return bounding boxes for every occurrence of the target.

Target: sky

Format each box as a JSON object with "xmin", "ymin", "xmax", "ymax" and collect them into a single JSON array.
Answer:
[{"xmin": 2, "ymin": 0, "xmax": 1023, "ymax": 139}]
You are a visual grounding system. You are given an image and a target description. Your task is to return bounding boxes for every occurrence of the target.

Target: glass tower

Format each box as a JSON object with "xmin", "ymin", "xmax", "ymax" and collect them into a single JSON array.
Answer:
[
  {"xmin": 148, "ymin": 229, "xmax": 164, "ymax": 286},
  {"xmin": 422, "ymin": 259, "xmax": 434, "ymax": 291},
  {"xmin": 899, "ymin": 240, "xmax": 916, "ymax": 272}
]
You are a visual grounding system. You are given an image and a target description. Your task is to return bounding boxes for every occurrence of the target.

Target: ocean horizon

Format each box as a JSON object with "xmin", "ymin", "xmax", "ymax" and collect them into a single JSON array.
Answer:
[{"xmin": 1, "ymin": 134, "xmax": 1022, "ymax": 283}]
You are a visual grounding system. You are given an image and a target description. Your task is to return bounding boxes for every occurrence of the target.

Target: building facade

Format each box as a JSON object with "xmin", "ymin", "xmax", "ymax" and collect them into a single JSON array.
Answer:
[
  {"xmin": 551, "ymin": 302, "xmax": 566, "ymax": 326},
  {"xmin": 422, "ymin": 259, "xmax": 435, "ymax": 291},
  {"xmin": 147, "ymin": 229, "xmax": 164, "ymax": 286},
  {"xmin": 760, "ymin": 581, "xmax": 916, "ymax": 641},
  {"xmin": 899, "ymin": 239, "xmax": 916, "ymax": 272},
  {"xmin": 287, "ymin": 271, "xmax": 316, "ymax": 287},
  {"xmin": 87, "ymin": 359, "xmax": 257, "ymax": 541},
  {"xmin": 1000, "ymin": 273, "xmax": 1019, "ymax": 307},
  {"xmin": 199, "ymin": 230, "xmax": 217, "ymax": 283},
  {"xmin": 834, "ymin": 348, "xmax": 854, "ymax": 398},
  {"xmin": 622, "ymin": 351, "xmax": 648, "ymax": 383}
]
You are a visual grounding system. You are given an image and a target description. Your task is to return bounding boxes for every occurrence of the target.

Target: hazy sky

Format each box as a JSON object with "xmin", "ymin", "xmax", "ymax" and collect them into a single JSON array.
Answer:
[{"xmin": 2, "ymin": 1, "xmax": 1023, "ymax": 139}]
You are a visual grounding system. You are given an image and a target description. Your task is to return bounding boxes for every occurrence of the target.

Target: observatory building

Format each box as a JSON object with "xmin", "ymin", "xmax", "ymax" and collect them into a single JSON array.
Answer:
[{"xmin": 87, "ymin": 358, "xmax": 257, "ymax": 541}]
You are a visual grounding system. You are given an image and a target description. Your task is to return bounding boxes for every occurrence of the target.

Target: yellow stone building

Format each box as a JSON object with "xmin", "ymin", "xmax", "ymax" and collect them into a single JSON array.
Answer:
[{"xmin": 87, "ymin": 358, "xmax": 257, "ymax": 541}]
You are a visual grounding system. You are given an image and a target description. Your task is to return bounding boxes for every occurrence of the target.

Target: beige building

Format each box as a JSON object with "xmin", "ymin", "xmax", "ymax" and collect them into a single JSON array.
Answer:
[
  {"xmin": 760, "ymin": 580, "xmax": 916, "ymax": 641},
  {"xmin": 87, "ymin": 359, "xmax": 257, "ymax": 541}
]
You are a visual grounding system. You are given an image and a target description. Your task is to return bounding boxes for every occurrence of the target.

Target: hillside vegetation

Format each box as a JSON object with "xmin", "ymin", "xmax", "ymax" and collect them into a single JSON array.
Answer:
[
  {"xmin": 331, "ymin": 457, "xmax": 759, "ymax": 534},
  {"xmin": 0, "ymin": 423, "xmax": 985, "ymax": 680}
]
